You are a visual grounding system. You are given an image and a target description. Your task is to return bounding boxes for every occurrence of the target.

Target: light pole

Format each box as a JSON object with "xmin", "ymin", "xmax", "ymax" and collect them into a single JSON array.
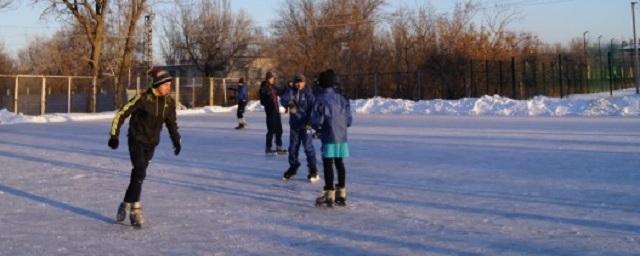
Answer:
[
  {"xmin": 598, "ymin": 35, "xmax": 603, "ymax": 89},
  {"xmin": 632, "ymin": 1, "xmax": 639, "ymax": 94}
]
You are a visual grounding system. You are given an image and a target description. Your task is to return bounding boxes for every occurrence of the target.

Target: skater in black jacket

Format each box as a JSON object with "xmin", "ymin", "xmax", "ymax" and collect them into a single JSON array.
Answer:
[
  {"xmin": 108, "ymin": 67, "xmax": 181, "ymax": 228},
  {"xmin": 259, "ymin": 71, "xmax": 287, "ymax": 155}
]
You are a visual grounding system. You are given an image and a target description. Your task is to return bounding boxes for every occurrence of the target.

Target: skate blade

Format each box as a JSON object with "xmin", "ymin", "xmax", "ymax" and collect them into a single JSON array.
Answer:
[
  {"xmin": 315, "ymin": 202, "xmax": 334, "ymax": 208},
  {"xmin": 308, "ymin": 177, "xmax": 320, "ymax": 183}
]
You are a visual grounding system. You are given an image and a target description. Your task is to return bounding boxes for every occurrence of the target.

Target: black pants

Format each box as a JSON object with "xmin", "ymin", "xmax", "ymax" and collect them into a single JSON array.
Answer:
[
  {"xmin": 124, "ymin": 139, "xmax": 156, "ymax": 203},
  {"xmin": 323, "ymin": 158, "xmax": 346, "ymax": 191},
  {"xmin": 265, "ymin": 111, "xmax": 283, "ymax": 149},
  {"xmin": 236, "ymin": 101, "xmax": 246, "ymax": 119}
]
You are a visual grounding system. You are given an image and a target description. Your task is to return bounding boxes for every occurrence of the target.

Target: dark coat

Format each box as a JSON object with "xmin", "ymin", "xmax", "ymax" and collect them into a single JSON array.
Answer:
[
  {"xmin": 311, "ymin": 87, "xmax": 352, "ymax": 144},
  {"xmin": 236, "ymin": 84, "xmax": 247, "ymax": 103},
  {"xmin": 110, "ymin": 88, "xmax": 180, "ymax": 146},
  {"xmin": 281, "ymin": 86, "xmax": 315, "ymax": 130},
  {"xmin": 259, "ymin": 81, "xmax": 281, "ymax": 114}
]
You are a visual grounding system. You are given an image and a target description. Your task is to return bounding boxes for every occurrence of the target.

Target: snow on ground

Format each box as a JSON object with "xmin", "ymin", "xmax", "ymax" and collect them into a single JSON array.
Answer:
[
  {"xmin": 351, "ymin": 88, "xmax": 640, "ymax": 116},
  {"xmin": 0, "ymin": 110, "xmax": 639, "ymax": 255},
  {"xmin": 2, "ymin": 88, "xmax": 640, "ymax": 125}
]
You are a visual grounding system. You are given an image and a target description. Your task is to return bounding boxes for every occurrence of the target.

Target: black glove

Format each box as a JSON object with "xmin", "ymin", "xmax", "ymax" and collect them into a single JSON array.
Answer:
[
  {"xmin": 108, "ymin": 136, "xmax": 119, "ymax": 149},
  {"xmin": 173, "ymin": 140, "xmax": 181, "ymax": 156}
]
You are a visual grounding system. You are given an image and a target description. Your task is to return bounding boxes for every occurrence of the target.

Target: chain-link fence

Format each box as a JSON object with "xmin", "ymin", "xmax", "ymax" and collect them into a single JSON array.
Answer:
[{"xmin": 337, "ymin": 52, "xmax": 638, "ymax": 100}]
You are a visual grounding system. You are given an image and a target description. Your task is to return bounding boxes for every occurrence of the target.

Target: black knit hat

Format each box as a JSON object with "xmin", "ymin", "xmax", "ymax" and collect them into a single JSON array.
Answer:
[
  {"xmin": 266, "ymin": 71, "xmax": 275, "ymax": 80},
  {"xmin": 148, "ymin": 67, "xmax": 173, "ymax": 88},
  {"xmin": 292, "ymin": 73, "xmax": 305, "ymax": 83},
  {"xmin": 318, "ymin": 69, "xmax": 336, "ymax": 88}
]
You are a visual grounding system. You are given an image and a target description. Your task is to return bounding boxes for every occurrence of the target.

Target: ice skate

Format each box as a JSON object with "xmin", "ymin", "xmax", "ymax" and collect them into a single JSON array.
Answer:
[
  {"xmin": 116, "ymin": 202, "xmax": 130, "ymax": 223},
  {"xmin": 315, "ymin": 189, "xmax": 335, "ymax": 207},
  {"xmin": 129, "ymin": 202, "xmax": 145, "ymax": 228},
  {"xmin": 265, "ymin": 148, "xmax": 277, "ymax": 155},
  {"xmin": 275, "ymin": 146, "xmax": 288, "ymax": 155},
  {"xmin": 307, "ymin": 171, "xmax": 320, "ymax": 183},
  {"xmin": 335, "ymin": 186, "xmax": 347, "ymax": 207},
  {"xmin": 282, "ymin": 166, "xmax": 298, "ymax": 181}
]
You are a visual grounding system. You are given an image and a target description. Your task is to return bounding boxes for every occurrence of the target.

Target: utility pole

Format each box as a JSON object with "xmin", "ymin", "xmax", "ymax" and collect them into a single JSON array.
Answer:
[
  {"xmin": 144, "ymin": 11, "xmax": 155, "ymax": 79},
  {"xmin": 632, "ymin": 1, "xmax": 640, "ymax": 94}
]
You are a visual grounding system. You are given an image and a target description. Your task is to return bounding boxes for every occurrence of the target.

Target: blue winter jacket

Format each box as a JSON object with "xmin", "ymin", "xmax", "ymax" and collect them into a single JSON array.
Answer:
[
  {"xmin": 311, "ymin": 87, "xmax": 352, "ymax": 144},
  {"xmin": 281, "ymin": 86, "xmax": 315, "ymax": 130},
  {"xmin": 236, "ymin": 84, "xmax": 247, "ymax": 103}
]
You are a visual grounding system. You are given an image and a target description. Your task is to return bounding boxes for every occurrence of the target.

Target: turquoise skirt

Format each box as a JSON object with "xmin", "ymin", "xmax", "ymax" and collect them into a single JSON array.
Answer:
[{"xmin": 322, "ymin": 143, "xmax": 350, "ymax": 158}]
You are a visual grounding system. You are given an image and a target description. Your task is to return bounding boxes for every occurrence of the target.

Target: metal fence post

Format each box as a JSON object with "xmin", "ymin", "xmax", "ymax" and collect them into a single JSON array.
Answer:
[
  {"xmin": 559, "ymin": 54, "xmax": 564, "ymax": 98},
  {"xmin": 470, "ymin": 59, "xmax": 475, "ymax": 97},
  {"xmin": 511, "ymin": 57, "xmax": 516, "ymax": 99},
  {"xmin": 191, "ymin": 77, "xmax": 196, "ymax": 108},
  {"xmin": 608, "ymin": 51, "xmax": 613, "ymax": 96},
  {"xmin": 14, "ymin": 76, "xmax": 19, "ymax": 113},
  {"xmin": 92, "ymin": 76, "xmax": 97, "ymax": 112},
  {"xmin": 485, "ymin": 60, "xmax": 490, "ymax": 96},
  {"xmin": 175, "ymin": 76, "xmax": 181, "ymax": 107},
  {"xmin": 374, "ymin": 72, "xmax": 379, "ymax": 97},
  {"xmin": 136, "ymin": 76, "xmax": 141, "ymax": 94},
  {"xmin": 68, "ymin": 76, "xmax": 72, "ymax": 113},
  {"xmin": 41, "ymin": 76, "xmax": 46, "ymax": 115},
  {"xmin": 499, "ymin": 61, "xmax": 503, "ymax": 96},
  {"xmin": 417, "ymin": 70, "xmax": 422, "ymax": 100},
  {"xmin": 223, "ymin": 78, "xmax": 228, "ymax": 106},
  {"xmin": 542, "ymin": 63, "xmax": 546, "ymax": 95},
  {"xmin": 209, "ymin": 77, "xmax": 214, "ymax": 106}
]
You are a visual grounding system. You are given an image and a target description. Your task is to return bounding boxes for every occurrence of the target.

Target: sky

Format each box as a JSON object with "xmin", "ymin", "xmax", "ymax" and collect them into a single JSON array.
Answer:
[{"xmin": 0, "ymin": 0, "xmax": 633, "ymax": 60}]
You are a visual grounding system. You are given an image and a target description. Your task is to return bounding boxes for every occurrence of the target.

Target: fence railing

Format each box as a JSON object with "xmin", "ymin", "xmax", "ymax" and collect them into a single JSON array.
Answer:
[
  {"xmin": 0, "ymin": 74, "xmax": 259, "ymax": 115},
  {"xmin": 0, "ymin": 75, "xmax": 99, "ymax": 115}
]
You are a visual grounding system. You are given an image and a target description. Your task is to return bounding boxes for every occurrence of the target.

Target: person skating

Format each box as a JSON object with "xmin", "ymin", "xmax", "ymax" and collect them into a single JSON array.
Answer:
[
  {"xmin": 108, "ymin": 67, "xmax": 181, "ymax": 228},
  {"xmin": 312, "ymin": 69, "xmax": 352, "ymax": 207},
  {"xmin": 259, "ymin": 71, "xmax": 287, "ymax": 155},
  {"xmin": 281, "ymin": 73, "xmax": 320, "ymax": 182},
  {"xmin": 235, "ymin": 78, "xmax": 248, "ymax": 130}
]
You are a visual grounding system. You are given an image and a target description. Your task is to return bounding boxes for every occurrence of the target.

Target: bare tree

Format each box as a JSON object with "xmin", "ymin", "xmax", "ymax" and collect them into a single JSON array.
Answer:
[
  {"xmin": 34, "ymin": 0, "xmax": 109, "ymax": 111},
  {"xmin": 103, "ymin": 0, "xmax": 148, "ymax": 108},
  {"xmin": 270, "ymin": 0, "xmax": 385, "ymax": 81},
  {"xmin": 35, "ymin": 1, "xmax": 109, "ymax": 78},
  {"xmin": 162, "ymin": 0, "xmax": 256, "ymax": 76},
  {"xmin": 0, "ymin": 42, "xmax": 14, "ymax": 74},
  {"xmin": 17, "ymin": 27, "xmax": 91, "ymax": 75},
  {"xmin": 34, "ymin": 0, "xmax": 153, "ymax": 108}
]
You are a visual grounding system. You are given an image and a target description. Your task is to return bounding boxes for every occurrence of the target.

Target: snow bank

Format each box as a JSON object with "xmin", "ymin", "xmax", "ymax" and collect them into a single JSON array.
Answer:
[
  {"xmin": 2, "ymin": 89, "xmax": 640, "ymax": 125},
  {"xmin": 353, "ymin": 89, "xmax": 640, "ymax": 117}
]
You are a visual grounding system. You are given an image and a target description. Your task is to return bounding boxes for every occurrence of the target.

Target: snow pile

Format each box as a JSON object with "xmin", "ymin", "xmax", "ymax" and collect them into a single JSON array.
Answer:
[
  {"xmin": 0, "ymin": 109, "xmax": 116, "ymax": 125},
  {"xmin": 353, "ymin": 90, "xmax": 640, "ymax": 117},
  {"xmin": 0, "ymin": 101, "xmax": 281, "ymax": 125},
  {"xmin": 2, "ymin": 89, "xmax": 640, "ymax": 125}
]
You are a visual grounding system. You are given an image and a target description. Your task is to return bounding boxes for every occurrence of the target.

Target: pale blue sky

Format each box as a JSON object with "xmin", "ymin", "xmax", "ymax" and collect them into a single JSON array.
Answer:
[{"xmin": 0, "ymin": 0, "xmax": 632, "ymax": 60}]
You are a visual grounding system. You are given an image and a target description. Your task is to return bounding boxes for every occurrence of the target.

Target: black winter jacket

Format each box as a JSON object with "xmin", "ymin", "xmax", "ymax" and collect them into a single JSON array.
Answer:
[
  {"xmin": 110, "ymin": 88, "xmax": 180, "ymax": 146},
  {"xmin": 259, "ymin": 81, "xmax": 281, "ymax": 114}
]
